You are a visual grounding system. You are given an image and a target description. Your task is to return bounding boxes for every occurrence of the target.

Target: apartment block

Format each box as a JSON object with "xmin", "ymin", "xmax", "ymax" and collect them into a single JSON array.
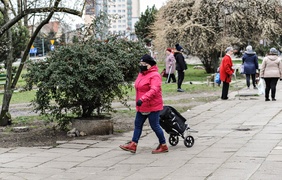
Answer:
[{"xmin": 84, "ymin": 0, "xmax": 140, "ymax": 38}]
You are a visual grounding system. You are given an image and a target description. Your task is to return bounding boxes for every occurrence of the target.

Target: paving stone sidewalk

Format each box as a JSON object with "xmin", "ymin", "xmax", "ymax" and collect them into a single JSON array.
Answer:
[{"xmin": 1, "ymin": 81, "xmax": 282, "ymax": 180}]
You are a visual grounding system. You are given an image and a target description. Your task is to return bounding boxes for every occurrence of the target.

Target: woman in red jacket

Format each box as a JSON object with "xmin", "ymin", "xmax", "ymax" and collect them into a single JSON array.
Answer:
[
  {"xmin": 119, "ymin": 54, "xmax": 168, "ymax": 154},
  {"xmin": 220, "ymin": 47, "xmax": 235, "ymax": 100}
]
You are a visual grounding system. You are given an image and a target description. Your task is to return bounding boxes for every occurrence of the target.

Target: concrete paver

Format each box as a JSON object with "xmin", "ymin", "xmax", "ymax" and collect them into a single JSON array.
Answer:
[{"xmin": 1, "ymin": 80, "xmax": 282, "ymax": 179}]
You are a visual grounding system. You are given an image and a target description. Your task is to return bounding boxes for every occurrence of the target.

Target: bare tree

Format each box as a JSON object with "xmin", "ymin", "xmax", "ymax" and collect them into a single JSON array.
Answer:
[
  {"xmin": 153, "ymin": 0, "xmax": 282, "ymax": 73},
  {"xmin": 0, "ymin": 0, "xmax": 86, "ymax": 126}
]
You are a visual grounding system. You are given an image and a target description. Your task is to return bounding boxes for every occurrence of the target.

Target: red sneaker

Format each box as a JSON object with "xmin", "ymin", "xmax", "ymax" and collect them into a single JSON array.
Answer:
[
  {"xmin": 119, "ymin": 141, "xmax": 137, "ymax": 153},
  {"xmin": 152, "ymin": 144, "xmax": 169, "ymax": 154}
]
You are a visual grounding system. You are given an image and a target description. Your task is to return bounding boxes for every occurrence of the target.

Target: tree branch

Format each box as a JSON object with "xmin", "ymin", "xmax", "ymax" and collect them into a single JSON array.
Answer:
[
  {"xmin": 12, "ymin": 10, "xmax": 56, "ymax": 89},
  {"xmin": 0, "ymin": 6, "xmax": 82, "ymax": 37}
]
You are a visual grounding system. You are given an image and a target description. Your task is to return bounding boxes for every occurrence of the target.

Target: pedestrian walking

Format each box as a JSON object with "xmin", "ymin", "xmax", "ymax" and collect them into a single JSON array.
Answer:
[
  {"xmin": 165, "ymin": 48, "xmax": 176, "ymax": 83},
  {"xmin": 242, "ymin": 45, "xmax": 259, "ymax": 89},
  {"xmin": 220, "ymin": 47, "xmax": 235, "ymax": 100},
  {"xmin": 119, "ymin": 54, "xmax": 168, "ymax": 154},
  {"xmin": 260, "ymin": 48, "xmax": 282, "ymax": 101},
  {"xmin": 174, "ymin": 44, "xmax": 187, "ymax": 92}
]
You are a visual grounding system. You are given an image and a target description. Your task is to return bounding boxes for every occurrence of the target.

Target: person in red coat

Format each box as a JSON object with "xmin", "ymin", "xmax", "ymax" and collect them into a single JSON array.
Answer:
[
  {"xmin": 119, "ymin": 54, "xmax": 168, "ymax": 154},
  {"xmin": 220, "ymin": 47, "xmax": 235, "ymax": 100}
]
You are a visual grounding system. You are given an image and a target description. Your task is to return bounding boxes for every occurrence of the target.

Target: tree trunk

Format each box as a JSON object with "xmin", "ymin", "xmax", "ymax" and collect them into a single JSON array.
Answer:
[
  {"xmin": 202, "ymin": 50, "xmax": 220, "ymax": 73},
  {"xmin": 1, "ymin": 3, "xmax": 59, "ymax": 126},
  {"xmin": 0, "ymin": 28, "xmax": 13, "ymax": 126}
]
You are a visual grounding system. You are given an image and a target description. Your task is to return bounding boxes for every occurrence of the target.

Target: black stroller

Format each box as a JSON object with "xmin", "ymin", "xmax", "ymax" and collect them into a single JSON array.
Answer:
[{"xmin": 159, "ymin": 106, "xmax": 195, "ymax": 148}]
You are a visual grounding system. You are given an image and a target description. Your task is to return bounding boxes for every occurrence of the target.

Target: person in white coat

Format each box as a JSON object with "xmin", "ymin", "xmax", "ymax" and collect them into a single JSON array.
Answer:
[{"xmin": 260, "ymin": 48, "xmax": 282, "ymax": 101}]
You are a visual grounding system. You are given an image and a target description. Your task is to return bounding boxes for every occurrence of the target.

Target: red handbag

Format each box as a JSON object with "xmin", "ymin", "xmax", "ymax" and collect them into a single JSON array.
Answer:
[{"xmin": 160, "ymin": 69, "xmax": 168, "ymax": 77}]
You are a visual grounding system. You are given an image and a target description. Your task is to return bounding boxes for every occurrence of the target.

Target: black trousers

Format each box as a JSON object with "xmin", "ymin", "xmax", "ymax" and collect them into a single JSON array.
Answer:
[
  {"xmin": 167, "ymin": 73, "xmax": 176, "ymax": 83},
  {"xmin": 177, "ymin": 70, "xmax": 184, "ymax": 89},
  {"xmin": 245, "ymin": 74, "xmax": 256, "ymax": 88},
  {"xmin": 221, "ymin": 81, "xmax": 229, "ymax": 99},
  {"xmin": 264, "ymin": 78, "xmax": 278, "ymax": 99}
]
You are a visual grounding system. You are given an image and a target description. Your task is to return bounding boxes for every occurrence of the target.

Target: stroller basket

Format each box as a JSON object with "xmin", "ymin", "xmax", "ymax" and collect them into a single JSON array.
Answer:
[{"xmin": 159, "ymin": 106, "xmax": 195, "ymax": 148}]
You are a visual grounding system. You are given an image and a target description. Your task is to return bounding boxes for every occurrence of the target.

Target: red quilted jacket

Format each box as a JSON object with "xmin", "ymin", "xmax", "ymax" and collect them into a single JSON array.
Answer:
[
  {"xmin": 220, "ymin": 54, "xmax": 234, "ymax": 83},
  {"xmin": 135, "ymin": 65, "xmax": 163, "ymax": 112}
]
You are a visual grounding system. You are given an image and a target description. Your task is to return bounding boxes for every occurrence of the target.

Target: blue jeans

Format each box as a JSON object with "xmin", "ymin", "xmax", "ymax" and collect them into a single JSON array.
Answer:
[{"xmin": 132, "ymin": 111, "xmax": 166, "ymax": 144}]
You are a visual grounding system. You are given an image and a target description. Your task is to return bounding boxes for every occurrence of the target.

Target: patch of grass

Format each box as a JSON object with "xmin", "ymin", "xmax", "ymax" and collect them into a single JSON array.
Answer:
[
  {"xmin": 0, "ymin": 90, "xmax": 36, "ymax": 104},
  {"xmin": 13, "ymin": 115, "xmax": 48, "ymax": 126},
  {"xmin": 233, "ymin": 58, "xmax": 262, "ymax": 65},
  {"xmin": 162, "ymin": 83, "xmax": 221, "ymax": 95},
  {"xmin": 16, "ymin": 69, "xmax": 28, "ymax": 88},
  {"xmin": 158, "ymin": 64, "xmax": 209, "ymax": 82}
]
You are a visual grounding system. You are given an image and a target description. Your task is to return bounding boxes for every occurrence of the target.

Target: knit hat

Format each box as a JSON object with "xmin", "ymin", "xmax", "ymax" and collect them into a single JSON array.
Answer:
[
  {"xmin": 140, "ymin": 54, "xmax": 156, "ymax": 66},
  {"xmin": 166, "ymin": 48, "xmax": 172, "ymax": 52},
  {"xmin": 246, "ymin": 45, "xmax": 252, "ymax": 52},
  {"xmin": 245, "ymin": 45, "xmax": 256, "ymax": 54},
  {"xmin": 269, "ymin": 47, "xmax": 278, "ymax": 55},
  {"xmin": 175, "ymin": 44, "xmax": 183, "ymax": 51},
  {"xmin": 225, "ymin": 47, "xmax": 233, "ymax": 53}
]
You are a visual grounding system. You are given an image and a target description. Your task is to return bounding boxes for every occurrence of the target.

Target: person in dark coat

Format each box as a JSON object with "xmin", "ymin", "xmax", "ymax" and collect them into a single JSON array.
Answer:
[
  {"xmin": 242, "ymin": 45, "xmax": 259, "ymax": 89},
  {"xmin": 174, "ymin": 44, "xmax": 187, "ymax": 92},
  {"xmin": 220, "ymin": 47, "xmax": 235, "ymax": 100}
]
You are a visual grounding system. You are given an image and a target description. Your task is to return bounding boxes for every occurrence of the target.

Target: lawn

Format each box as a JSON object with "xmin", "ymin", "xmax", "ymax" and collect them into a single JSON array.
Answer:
[{"xmin": 0, "ymin": 62, "xmax": 242, "ymax": 104}]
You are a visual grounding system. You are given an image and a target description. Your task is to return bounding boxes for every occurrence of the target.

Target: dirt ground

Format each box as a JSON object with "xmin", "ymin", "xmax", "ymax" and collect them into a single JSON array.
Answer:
[{"xmin": 0, "ymin": 89, "xmax": 222, "ymax": 148}]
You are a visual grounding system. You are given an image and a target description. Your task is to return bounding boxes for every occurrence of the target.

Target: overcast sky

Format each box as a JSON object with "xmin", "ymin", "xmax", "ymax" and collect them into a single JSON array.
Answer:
[{"xmin": 140, "ymin": 0, "xmax": 168, "ymax": 13}]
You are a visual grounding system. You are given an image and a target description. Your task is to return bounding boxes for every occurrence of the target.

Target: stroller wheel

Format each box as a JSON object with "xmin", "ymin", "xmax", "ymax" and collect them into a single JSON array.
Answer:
[
  {"xmin": 169, "ymin": 135, "xmax": 179, "ymax": 146},
  {"xmin": 184, "ymin": 136, "xmax": 194, "ymax": 148}
]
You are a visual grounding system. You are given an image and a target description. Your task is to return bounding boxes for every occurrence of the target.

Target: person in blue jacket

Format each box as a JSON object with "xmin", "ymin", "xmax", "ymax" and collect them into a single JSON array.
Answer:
[{"xmin": 242, "ymin": 45, "xmax": 259, "ymax": 89}]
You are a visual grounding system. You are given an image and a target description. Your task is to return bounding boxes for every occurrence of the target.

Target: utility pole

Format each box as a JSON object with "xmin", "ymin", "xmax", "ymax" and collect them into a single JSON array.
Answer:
[{"xmin": 42, "ymin": 38, "xmax": 45, "ymax": 56}]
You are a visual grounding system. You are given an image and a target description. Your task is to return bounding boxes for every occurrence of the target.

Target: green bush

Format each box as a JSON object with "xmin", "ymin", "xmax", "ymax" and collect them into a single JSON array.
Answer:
[{"xmin": 23, "ymin": 36, "xmax": 147, "ymax": 121}]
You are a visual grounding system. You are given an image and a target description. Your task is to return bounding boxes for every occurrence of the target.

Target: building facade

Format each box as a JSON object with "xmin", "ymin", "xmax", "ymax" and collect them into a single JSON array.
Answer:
[{"xmin": 83, "ymin": 0, "xmax": 140, "ymax": 38}]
